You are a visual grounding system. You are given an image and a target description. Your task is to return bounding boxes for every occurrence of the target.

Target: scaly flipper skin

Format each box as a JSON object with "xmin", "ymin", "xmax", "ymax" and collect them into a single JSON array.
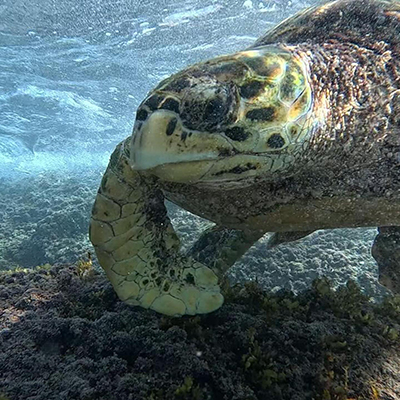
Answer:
[{"xmin": 90, "ymin": 139, "xmax": 223, "ymax": 316}]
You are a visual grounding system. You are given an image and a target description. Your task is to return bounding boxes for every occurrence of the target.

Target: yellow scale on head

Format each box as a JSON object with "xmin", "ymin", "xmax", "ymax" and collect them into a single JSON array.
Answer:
[{"xmin": 233, "ymin": 48, "xmax": 314, "ymax": 154}]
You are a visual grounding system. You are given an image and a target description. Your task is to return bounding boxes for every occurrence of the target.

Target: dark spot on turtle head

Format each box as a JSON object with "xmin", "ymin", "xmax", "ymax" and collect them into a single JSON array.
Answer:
[
  {"xmin": 262, "ymin": 63, "xmax": 282, "ymax": 78},
  {"xmin": 224, "ymin": 126, "xmax": 249, "ymax": 142},
  {"xmin": 280, "ymin": 74, "xmax": 296, "ymax": 101},
  {"xmin": 185, "ymin": 273, "xmax": 195, "ymax": 285},
  {"xmin": 246, "ymin": 107, "xmax": 275, "ymax": 121},
  {"xmin": 160, "ymin": 98, "xmax": 180, "ymax": 113},
  {"xmin": 215, "ymin": 163, "xmax": 257, "ymax": 176},
  {"xmin": 242, "ymin": 57, "xmax": 263, "ymax": 72},
  {"xmin": 144, "ymin": 94, "xmax": 163, "ymax": 110},
  {"xmin": 163, "ymin": 77, "xmax": 191, "ymax": 93},
  {"xmin": 181, "ymin": 99, "xmax": 203, "ymax": 130},
  {"xmin": 208, "ymin": 61, "xmax": 248, "ymax": 79},
  {"xmin": 267, "ymin": 134, "xmax": 285, "ymax": 149},
  {"xmin": 229, "ymin": 166, "xmax": 245, "ymax": 174},
  {"xmin": 181, "ymin": 82, "xmax": 238, "ymax": 131},
  {"xmin": 190, "ymin": 69, "xmax": 209, "ymax": 79},
  {"xmin": 136, "ymin": 108, "xmax": 148, "ymax": 121},
  {"xmin": 239, "ymin": 81, "xmax": 264, "ymax": 98},
  {"xmin": 181, "ymin": 131, "xmax": 188, "ymax": 141},
  {"xmin": 166, "ymin": 118, "xmax": 177, "ymax": 136},
  {"xmin": 231, "ymin": 163, "xmax": 257, "ymax": 174},
  {"xmin": 218, "ymin": 148, "xmax": 233, "ymax": 157}
]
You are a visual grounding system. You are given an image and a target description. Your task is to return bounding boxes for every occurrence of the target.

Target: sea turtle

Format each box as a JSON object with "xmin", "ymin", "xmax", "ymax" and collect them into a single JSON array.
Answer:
[{"xmin": 90, "ymin": 0, "xmax": 400, "ymax": 316}]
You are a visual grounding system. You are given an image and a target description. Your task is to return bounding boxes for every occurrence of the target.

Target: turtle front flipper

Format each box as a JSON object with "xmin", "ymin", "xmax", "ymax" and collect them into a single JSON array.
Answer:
[
  {"xmin": 186, "ymin": 226, "xmax": 265, "ymax": 277},
  {"xmin": 372, "ymin": 226, "xmax": 400, "ymax": 294},
  {"xmin": 89, "ymin": 139, "xmax": 223, "ymax": 316}
]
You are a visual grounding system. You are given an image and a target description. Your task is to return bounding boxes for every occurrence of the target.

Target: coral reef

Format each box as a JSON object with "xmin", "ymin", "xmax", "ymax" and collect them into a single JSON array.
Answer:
[{"xmin": 1, "ymin": 264, "xmax": 400, "ymax": 399}]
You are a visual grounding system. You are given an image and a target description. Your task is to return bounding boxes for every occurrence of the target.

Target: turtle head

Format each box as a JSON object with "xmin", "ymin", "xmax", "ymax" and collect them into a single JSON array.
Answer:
[{"xmin": 130, "ymin": 46, "xmax": 316, "ymax": 188}]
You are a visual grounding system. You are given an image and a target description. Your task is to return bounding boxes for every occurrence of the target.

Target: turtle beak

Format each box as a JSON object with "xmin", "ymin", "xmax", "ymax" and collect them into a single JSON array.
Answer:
[
  {"xmin": 129, "ymin": 108, "xmax": 233, "ymax": 183},
  {"xmin": 130, "ymin": 110, "xmax": 223, "ymax": 171}
]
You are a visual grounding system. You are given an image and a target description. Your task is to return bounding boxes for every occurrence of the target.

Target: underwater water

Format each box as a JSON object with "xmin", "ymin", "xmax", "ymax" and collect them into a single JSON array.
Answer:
[
  {"xmin": 0, "ymin": 0, "xmax": 388, "ymax": 299},
  {"xmin": 0, "ymin": 0, "xmax": 302, "ymax": 178},
  {"xmin": 4, "ymin": 1, "xmax": 400, "ymax": 399}
]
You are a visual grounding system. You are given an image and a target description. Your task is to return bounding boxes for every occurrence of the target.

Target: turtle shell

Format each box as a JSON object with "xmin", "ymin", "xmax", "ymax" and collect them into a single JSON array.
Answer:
[{"xmin": 253, "ymin": 0, "xmax": 400, "ymax": 47}]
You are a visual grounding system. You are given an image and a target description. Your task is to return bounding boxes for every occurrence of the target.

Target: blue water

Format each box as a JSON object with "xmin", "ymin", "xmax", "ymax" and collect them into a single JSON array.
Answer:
[{"xmin": 0, "ymin": 0, "xmax": 307, "ymax": 179}]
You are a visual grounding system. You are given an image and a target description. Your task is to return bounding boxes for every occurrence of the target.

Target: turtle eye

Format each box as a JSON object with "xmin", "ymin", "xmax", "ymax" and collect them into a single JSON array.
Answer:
[{"xmin": 203, "ymin": 97, "xmax": 226, "ymax": 127}]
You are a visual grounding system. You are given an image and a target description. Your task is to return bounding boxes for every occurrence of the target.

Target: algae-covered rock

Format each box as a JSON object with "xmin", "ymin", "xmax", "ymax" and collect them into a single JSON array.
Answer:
[{"xmin": 1, "ymin": 264, "xmax": 400, "ymax": 399}]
